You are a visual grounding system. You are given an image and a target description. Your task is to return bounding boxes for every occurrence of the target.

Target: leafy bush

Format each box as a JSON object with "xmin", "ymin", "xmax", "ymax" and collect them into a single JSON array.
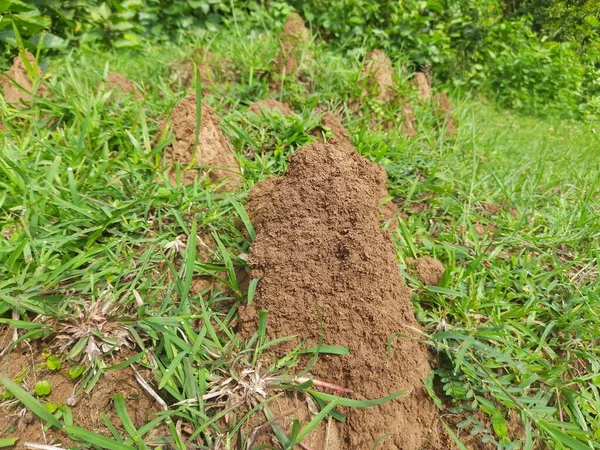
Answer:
[
  {"xmin": 466, "ymin": 18, "xmax": 585, "ymax": 116},
  {"xmin": 290, "ymin": 0, "xmax": 454, "ymax": 66}
]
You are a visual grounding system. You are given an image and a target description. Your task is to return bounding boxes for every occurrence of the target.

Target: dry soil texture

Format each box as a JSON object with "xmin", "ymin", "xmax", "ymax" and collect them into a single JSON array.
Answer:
[
  {"xmin": 1, "ymin": 51, "xmax": 47, "ymax": 107},
  {"xmin": 239, "ymin": 141, "xmax": 449, "ymax": 449},
  {"xmin": 162, "ymin": 95, "xmax": 241, "ymax": 189}
]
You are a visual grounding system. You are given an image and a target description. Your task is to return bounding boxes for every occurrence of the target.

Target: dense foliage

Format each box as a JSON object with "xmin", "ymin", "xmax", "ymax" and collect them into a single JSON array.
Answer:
[{"xmin": 1, "ymin": 0, "xmax": 599, "ymax": 118}]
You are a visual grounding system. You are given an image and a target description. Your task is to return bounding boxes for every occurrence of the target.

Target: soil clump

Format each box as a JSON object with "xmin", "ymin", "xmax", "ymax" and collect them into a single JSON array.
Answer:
[
  {"xmin": 1, "ymin": 51, "xmax": 47, "ymax": 107},
  {"xmin": 412, "ymin": 72, "xmax": 432, "ymax": 102},
  {"xmin": 362, "ymin": 49, "xmax": 395, "ymax": 102},
  {"xmin": 161, "ymin": 95, "xmax": 241, "ymax": 189},
  {"xmin": 106, "ymin": 72, "xmax": 142, "ymax": 98},
  {"xmin": 434, "ymin": 92, "xmax": 458, "ymax": 136},
  {"xmin": 274, "ymin": 13, "xmax": 309, "ymax": 81},
  {"xmin": 239, "ymin": 141, "xmax": 448, "ymax": 449},
  {"xmin": 408, "ymin": 257, "xmax": 445, "ymax": 286}
]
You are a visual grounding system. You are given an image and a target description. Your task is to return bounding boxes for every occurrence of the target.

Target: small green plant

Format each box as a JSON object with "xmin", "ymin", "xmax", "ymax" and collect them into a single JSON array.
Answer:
[
  {"xmin": 34, "ymin": 380, "xmax": 51, "ymax": 397},
  {"xmin": 46, "ymin": 355, "xmax": 61, "ymax": 371}
]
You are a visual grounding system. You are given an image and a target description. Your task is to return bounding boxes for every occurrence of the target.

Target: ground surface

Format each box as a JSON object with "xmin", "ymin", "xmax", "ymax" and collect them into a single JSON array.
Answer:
[{"xmin": 1, "ymin": 11, "xmax": 600, "ymax": 450}]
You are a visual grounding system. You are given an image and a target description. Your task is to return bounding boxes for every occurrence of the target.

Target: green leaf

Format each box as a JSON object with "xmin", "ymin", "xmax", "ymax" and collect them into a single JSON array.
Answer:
[
  {"xmin": 46, "ymin": 355, "xmax": 61, "ymax": 371},
  {"xmin": 0, "ymin": 375, "xmax": 62, "ymax": 429},
  {"xmin": 44, "ymin": 402, "xmax": 58, "ymax": 413},
  {"xmin": 308, "ymin": 389, "xmax": 405, "ymax": 408},
  {"xmin": 299, "ymin": 345, "xmax": 350, "ymax": 356},
  {"xmin": 69, "ymin": 365, "xmax": 85, "ymax": 379},
  {"xmin": 66, "ymin": 426, "xmax": 133, "ymax": 450},
  {"xmin": 34, "ymin": 380, "xmax": 51, "ymax": 396},
  {"xmin": 0, "ymin": 438, "xmax": 18, "ymax": 448}
]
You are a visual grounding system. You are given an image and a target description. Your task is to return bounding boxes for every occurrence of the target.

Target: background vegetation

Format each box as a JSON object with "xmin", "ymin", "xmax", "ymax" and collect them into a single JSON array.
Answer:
[{"xmin": 1, "ymin": 0, "xmax": 599, "ymax": 118}]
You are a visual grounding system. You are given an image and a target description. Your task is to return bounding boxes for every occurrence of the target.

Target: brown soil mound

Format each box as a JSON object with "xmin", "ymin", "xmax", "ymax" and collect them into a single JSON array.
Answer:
[
  {"xmin": 161, "ymin": 95, "xmax": 241, "ymax": 189},
  {"xmin": 106, "ymin": 72, "xmax": 141, "ymax": 99},
  {"xmin": 408, "ymin": 257, "xmax": 445, "ymax": 286},
  {"xmin": 239, "ymin": 141, "xmax": 448, "ymax": 449},
  {"xmin": 0, "ymin": 51, "xmax": 47, "ymax": 107},
  {"xmin": 274, "ymin": 13, "xmax": 310, "ymax": 81},
  {"xmin": 318, "ymin": 112, "xmax": 353, "ymax": 151},
  {"xmin": 249, "ymin": 98, "xmax": 294, "ymax": 116},
  {"xmin": 412, "ymin": 72, "xmax": 431, "ymax": 102},
  {"xmin": 401, "ymin": 104, "xmax": 418, "ymax": 138},
  {"xmin": 434, "ymin": 92, "xmax": 458, "ymax": 136},
  {"xmin": 283, "ymin": 13, "xmax": 309, "ymax": 43},
  {"xmin": 362, "ymin": 50, "xmax": 396, "ymax": 101},
  {"xmin": 0, "ymin": 330, "xmax": 162, "ymax": 449}
]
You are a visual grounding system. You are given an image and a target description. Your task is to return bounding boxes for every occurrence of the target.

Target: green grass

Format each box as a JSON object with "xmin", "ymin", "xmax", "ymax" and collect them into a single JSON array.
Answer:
[{"xmin": 1, "ymin": 10, "xmax": 600, "ymax": 450}]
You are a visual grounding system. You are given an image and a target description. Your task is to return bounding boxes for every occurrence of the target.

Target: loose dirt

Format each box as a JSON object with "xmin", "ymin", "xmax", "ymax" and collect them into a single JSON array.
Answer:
[
  {"xmin": 0, "ymin": 329, "xmax": 162, "ymax": 449},
  {"xmin": 434, "ymin": 92, "xmax": 457, "ymax": 136},
  {"xmin": 0, "ymin": 51, "xmax": 47, "ymax": 107},
  {"xmin": 412, "ymin": 72, "xmax": 432, "ymax": 102},
  {"xmin": 407, "ymin": 257, "xmax": 445, "ymax": 286},
  {"xmin": 161, "ymin": 95, "xmax": 241, "ymax": 189},
  {"xmin": 248, "ymin": 98, "xmax": 294, "ymax": 116},
  {"xmin": 239, "ymin": 141, "xmax": 448, "ymax": 449},
  {"xmin": 362, "ymin": 49, "xmax": 396, "ymax": 101},
  {"xmin": 106, "ymin": 72, "xmax": 142, "ymax": 99}
]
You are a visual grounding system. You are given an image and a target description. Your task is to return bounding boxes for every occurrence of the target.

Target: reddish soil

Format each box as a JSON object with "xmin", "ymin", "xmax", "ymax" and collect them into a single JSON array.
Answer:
[
  {"xmin": 0, "ymin": 51, "xmax": 47, "ymax": 107},
  {"xmin": 318, "ymin": 112, "xmax": 354, "ymax": 151},
  {"xmin": 248, "ymin": 98, "xmax": 294, "ymax": 116},
  {"xmin": 106, "ymin": 72, "xmax": 141, "ymax": 99},
  {"xmin": 434, "ymin": 92, "xmax": 458, "ymax": 136},
  {"xmin": 412, "ymin": 72, "xmax": 432, "ymax": 102},
  {"xmin": 362, "ymin": 49, "xmax": 396, "ymax": 101},
  {"xmin": 274, "ymin": 13, "xmax": 310, "ymax": 80},
  {"xmin": 407, "ymin": 257, "xmax": 445, "ymax": 286},
  {"xmin": 283, "ymin": 13, "xmax": 309, "ymax": 43},
  {"xmin": 239, "ymin": 141, "xmax": 449, "ymax": 449},
  {"xmin": 161, "ymin": 95, "xmax": 241, "ymax": 189},
  {"xmin": 401, "ymin": 103, "xmax": 418, "ymax": 138},
  {"xmin": 0, "ymin": 329, "xmax": 162, "ymax": 449}
]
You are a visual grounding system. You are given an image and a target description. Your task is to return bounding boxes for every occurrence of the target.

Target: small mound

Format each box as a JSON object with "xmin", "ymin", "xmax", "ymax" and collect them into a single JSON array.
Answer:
[
  {"xmin": 161, "ymin": 95, "xmax": 241, "ymax": 189},
  {"xmin": 106, "ymin": 72, "xmax": 141, "ymax": 99},
  {"xmin": 408, "ymin": 257, "xmax": 445, "ymax": 286},
  {"xmin": 434, "ymin": 92, "xmax": 458, "ymax": 136},
  {"xmin": 239, "ymin": 141, "xmax": 447, "ymax": 449},
  {"xmin": 283, "ymin": 12, "xmax": 309, "ymax": 43},
  {"xmin": 412, "ymin": 72, "xmax": 432, "ymax": 101},
  {"xmin": 362, "ymin": 49, "xmax": 396, "ymax": 101},
  {"xmin": 318, "ymin": 112, "xmax": 354, "ymax": 151},
  {"xmin": 274, "ymin": 13, "xmax": 310, "ymax": 80},
  {"xmin": 401, "ymin": 104, "xmax": 418, "ymax": 138},
  {"xmin": 248, "ymin": 98, "xmax": 294, "ymax": 116},
  {"xmin": 0, "ymin": 51, "xmax": 47, "ymax": 107}
]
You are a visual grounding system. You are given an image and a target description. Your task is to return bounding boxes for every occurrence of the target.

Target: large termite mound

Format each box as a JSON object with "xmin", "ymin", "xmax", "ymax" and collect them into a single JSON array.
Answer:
[
  {"xmin": 161, "ymin": 95, "xmax": 241, "ymax": 189},
  {"xmin": 239, "ymin": 141, "xmax": 448, "ymax": 449},
  {"xmin": 0, "ymin": 51, "xmax": 47, "ymax": 107},
  {"xmin": 362, "ymin": 49, "xmax": 396, "ymax": 101}
]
